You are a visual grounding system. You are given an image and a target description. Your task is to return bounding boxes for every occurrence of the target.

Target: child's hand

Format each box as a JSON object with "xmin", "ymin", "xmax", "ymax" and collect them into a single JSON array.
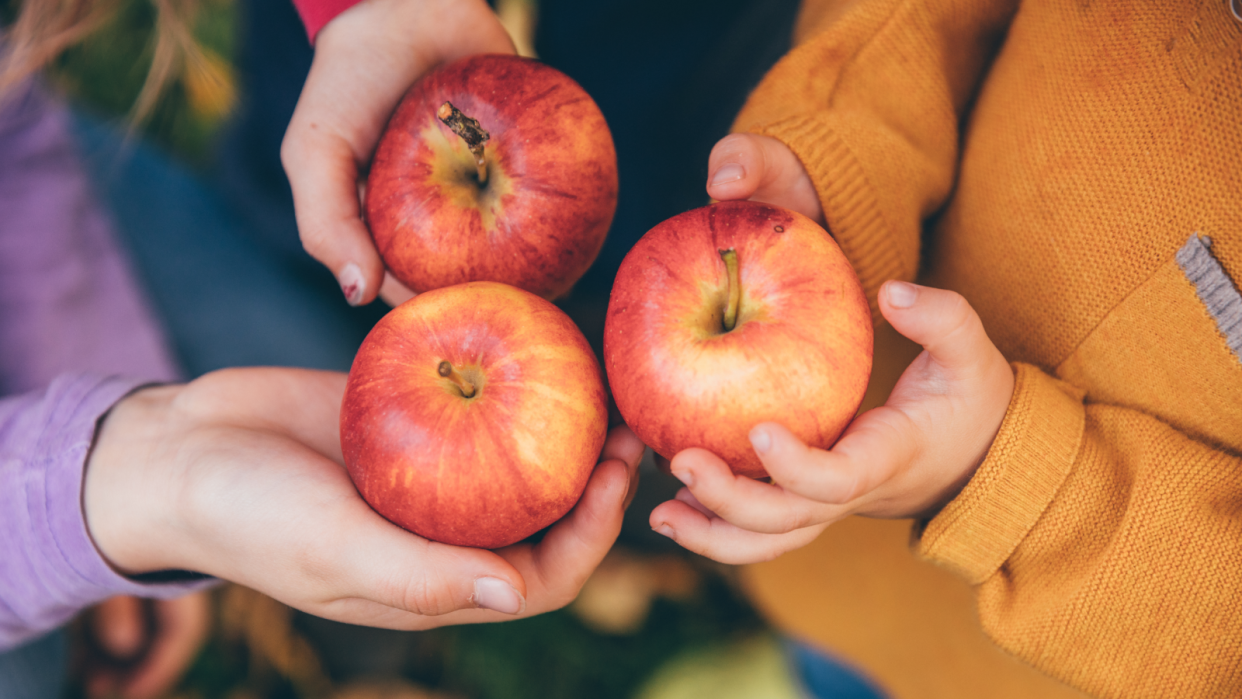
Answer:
[
  {"xmin": 649, "ymin": 282, "xmax": 1014, "ymax": 564},
  {"xmin": 282, "ymin": 0, "xmax": 515, "ymax": 307},
  {"xmin": 85, "ymin": 368, "xmax": 644, "ymax": 628},
  {"xmin": 706, "ymin": 133, "xmax": 824, "ymax": 225}
]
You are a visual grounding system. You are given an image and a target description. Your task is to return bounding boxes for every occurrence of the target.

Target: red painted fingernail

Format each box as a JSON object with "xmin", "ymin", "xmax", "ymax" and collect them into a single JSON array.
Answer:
[{"xmin": 338, "ymin": 262, "xmax": 365, "ymax": 306}]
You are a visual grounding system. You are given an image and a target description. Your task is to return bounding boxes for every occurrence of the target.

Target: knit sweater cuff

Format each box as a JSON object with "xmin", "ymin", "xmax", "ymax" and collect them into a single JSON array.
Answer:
[
  {"xmin": 916, "ymin": 363, "xmax": 1086, "ymax": 584},
  {"xmin": 749, "ymin": 114, "xmax": 913, "ymax": 322}
]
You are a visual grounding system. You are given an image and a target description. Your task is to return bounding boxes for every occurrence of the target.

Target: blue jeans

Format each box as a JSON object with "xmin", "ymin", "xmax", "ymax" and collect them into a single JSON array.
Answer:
[
  {"xmin": 785, "ymin": 638, "xmax": 888, "ymax": 699},
  {"xmin": 70, "ymin": 113, "xmax": 387, "ymax": 378},
  {"xmin": 0, "ymin": 630, "xmax": 68, "ymax": 699}
]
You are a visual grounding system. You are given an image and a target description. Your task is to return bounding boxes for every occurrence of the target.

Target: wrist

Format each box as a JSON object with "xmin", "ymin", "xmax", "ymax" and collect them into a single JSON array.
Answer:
[{"xmin": 83, "ymin": 384, "xmax": 187, "ymax": 577}]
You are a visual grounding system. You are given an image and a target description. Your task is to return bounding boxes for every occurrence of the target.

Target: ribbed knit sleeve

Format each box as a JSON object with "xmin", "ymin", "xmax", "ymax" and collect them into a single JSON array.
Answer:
[
  {"xmin": 731, "ymin": 0, "xmax": 1017, "ymax": 320},
  {"xmin": 918, "ymin": 364, "xmax": 1084, "ymax": 584},
  {"xmin": 918, "ymin": 362, "xmax": 1242, "ymax": 698}
]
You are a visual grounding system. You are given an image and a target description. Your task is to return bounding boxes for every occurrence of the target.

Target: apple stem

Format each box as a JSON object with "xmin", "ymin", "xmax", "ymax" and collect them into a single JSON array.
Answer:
[
  {"xmin": 437, "ymin": 101, "xmax": 490, "ymax": 185},
  {"xmin": 720, "ymin": 248, "xmax": 740, "ymax": 332},
  {"xmin": 438, "ymin": 360, "xmax": 477, "ymax": 398}
]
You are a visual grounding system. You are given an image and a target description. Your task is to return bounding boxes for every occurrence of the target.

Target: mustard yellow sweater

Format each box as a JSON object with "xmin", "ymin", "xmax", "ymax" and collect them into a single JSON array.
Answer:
[{"xmin": 732, "ymin": 1, "xmax": 1242, "ymax": 697}]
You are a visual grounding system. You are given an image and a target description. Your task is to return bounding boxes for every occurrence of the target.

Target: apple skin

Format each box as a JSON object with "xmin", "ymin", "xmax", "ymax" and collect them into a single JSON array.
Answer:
[
  {"xmin": 603, "ymin": 201, "xmax": 873, "ymax": 479},
  {"xmin": 364, "ymin": 54, "xmax": 618, "ymax": 300},
  {"xmin": 341, "ymin": 281, "xmax": 609, "ymax": 549}
]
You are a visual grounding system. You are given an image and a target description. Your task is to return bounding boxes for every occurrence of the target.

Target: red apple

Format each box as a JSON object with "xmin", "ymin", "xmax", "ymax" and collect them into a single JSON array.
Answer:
[
  {"xmin": 364, "ymin": 54, "xmax": 618, "ymax": 300},
  {"xmin": 603, "ymin": 201, "xmax": 872, "ymax": 479},
  {"xmin": 341, "ymin": 281, "xmax": 609, "ymax": 548}
]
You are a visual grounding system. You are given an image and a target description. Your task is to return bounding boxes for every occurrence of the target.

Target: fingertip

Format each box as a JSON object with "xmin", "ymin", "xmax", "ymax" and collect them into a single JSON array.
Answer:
[
  {"xmin": 601, "ymin": 425, "xmax": 644, "ymax": 469},
  {"xmin": 706, "ymin": 133, "xmax": 762, "ymax": 201},
  {"xmin": 750, "ymin": 422, "xmax": 803, "ymax": 461},
  {"xmin": 879, "ymin": 282, "xmax": 987, "ymax": 368},
  {"xmin": 472, "ymin": 576, "xmax": 526, "ymax": 615},
  {"xmin": 669, "ymin": 447, "xmax": 725, "ymax": 472},
  {"xmin": 878, "ymin": 279, "xmax": 935, "ymax": 341},
  {"xmin": 749, "ymin": 424, "xmax": 773, "ymax": 456},
  {"xmin": 596, "ymin": 458, "xmax": 632, "ymax": 506},
  {"xmin": 336, "ymin": 262, "xmax": 368, "ymax": 306},
  {"xmin": 571, "ymin": 458, "xmax": 630, "ymax": 526},
  {"xmin": 648, "ymin": 499, "xmax": 686, "ymax": 540},
  {"xmin": 710, "ymin": 162, "xmax": 746, "ymax": 187}
]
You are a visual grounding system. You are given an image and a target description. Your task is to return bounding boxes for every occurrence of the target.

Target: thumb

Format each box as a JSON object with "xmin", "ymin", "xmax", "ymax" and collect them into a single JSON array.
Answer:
[
  {"xmin": 879, "ymin": 281, "xmax": 996, "ymax": 372},
  {"xmin": 706, "ymin": 133, "xmax": 823, "ymax": 224},
  {"xmin": 337, "ymin": 514, "xmax": 529, "ymax": 616}
]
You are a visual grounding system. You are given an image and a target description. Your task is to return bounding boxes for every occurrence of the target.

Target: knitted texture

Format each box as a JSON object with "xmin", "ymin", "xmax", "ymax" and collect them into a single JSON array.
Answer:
[{"xmin": 737, "ymin": 0, "xmax": 1242, "ymax": 697}]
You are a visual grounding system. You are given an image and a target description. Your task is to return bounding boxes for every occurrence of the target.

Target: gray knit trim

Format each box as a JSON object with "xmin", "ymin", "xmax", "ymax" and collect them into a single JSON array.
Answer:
[{"xmin": 1176, "ymin": 233, "xmax": 1242, "ymax": 362}]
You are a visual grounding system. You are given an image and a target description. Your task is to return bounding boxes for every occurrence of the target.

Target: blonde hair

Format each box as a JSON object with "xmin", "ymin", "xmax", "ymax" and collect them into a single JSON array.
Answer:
[{"xmin": 0, "ymin": 0, "xmax": 223, "ymax": 123}]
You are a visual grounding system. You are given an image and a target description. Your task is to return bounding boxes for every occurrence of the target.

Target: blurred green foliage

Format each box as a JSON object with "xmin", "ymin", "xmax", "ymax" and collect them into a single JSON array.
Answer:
[
  {"xmin": 161, "ymin": 565, "xmax": 765, "ymax": 699},
  {"xmin": 1, "ymin": 0, "xmax": 237, "ymax": 164},
  {"xmin": 436, "ymin": 575, "xmax": 764, "ymax": 699}
]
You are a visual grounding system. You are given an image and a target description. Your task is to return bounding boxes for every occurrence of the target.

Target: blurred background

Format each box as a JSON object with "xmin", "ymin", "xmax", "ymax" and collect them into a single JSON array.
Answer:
[{"xmin": 15, "ymin": 0, "xmax": 818, "ymax": 696}]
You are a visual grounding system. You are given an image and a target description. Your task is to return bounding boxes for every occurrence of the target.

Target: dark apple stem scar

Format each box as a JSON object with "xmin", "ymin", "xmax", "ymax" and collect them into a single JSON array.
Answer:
[
  {"xmin": 437, "ymin": 101, "xmax": 490, "ymax": 185},
  {"xmin": 438, "ymin": 360, "xmax": 477, "ymax": 398},
  {"xmin": 720, "ymin": 248, "xmax": 740, "ymax": 332}
]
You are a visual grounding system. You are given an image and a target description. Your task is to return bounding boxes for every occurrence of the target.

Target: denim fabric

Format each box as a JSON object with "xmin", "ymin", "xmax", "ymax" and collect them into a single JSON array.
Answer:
[
  {"xmin": 0, "ymin": 630, "xmax": 67, "ymax": 699},
  {"xmin": 785, "ymin": 638, "xmax": 888, "ymax": 699},
  {"xmin": 69, "ymin": 112, "xmax": 387, "ymax": 378}
]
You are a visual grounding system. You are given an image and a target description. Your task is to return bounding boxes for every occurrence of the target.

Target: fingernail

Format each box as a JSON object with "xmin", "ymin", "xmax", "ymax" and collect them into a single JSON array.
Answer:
[
  {"xmin": 671, "ymin": 468, "xmax": 694, "ymax": 489},
  {"xmin": 474, "ymin": 577, "xmax": 525, "ymax": 615},
  {"xmin": 885, "ymin": 281, "xmax": 918, "ymax": 309},
  {"xmin": 338, "ymin": 262, "xmax": 365, "ymax": 306},
  {"xmin": 750, "ymin": 427, "xmax": 772, "ymax": 454},
  {"xmin": 653, "ymin": 523, "xmax": 676, "ymax": 539},
  {"xmin": 710, "ymin": 163, "xmax": 745, "ymax": 186}
]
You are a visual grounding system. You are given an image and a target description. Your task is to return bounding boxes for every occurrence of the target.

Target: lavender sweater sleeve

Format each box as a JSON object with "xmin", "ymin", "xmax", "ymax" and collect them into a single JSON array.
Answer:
[
  {"xmin": 0, "ymin": 80, "xmax": 213, "ymax": 651},
  {"xmin": 0, "ymin": 375, "xmax": 214, "ymax": 651}
]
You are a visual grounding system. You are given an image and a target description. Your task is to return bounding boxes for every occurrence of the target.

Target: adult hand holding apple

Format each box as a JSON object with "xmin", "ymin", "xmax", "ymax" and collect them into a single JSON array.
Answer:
[
  {"xmin": 84, "ymin": 367, "xmax": 645, "ymax": 627},
  {"xmin": 648, "ymin": 280, "xmax": 1015, "ymax": 565},
  {"xmin": 282, "ymin": 0, "xmax": 515, "ymax": 307}
]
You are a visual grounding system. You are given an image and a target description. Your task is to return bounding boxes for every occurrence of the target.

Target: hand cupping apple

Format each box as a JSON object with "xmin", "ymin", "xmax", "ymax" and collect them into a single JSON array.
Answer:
[
  {"xmin": 364, "ymin": 54, "xmax": 618, "ymax": 301},
  {"xmin": 603, "ymin": 201, "xmax": 873, "ymax": 479}
]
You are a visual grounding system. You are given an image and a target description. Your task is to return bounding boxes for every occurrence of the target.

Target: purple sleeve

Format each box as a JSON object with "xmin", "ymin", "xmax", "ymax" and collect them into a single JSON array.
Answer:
[
  {"xmin": 0, "ymin": 375, "xmax": 215, "ymax": 651},
  {"xmin": 0, "ymin": 79, "xmax": 213, "ymax": 652}
]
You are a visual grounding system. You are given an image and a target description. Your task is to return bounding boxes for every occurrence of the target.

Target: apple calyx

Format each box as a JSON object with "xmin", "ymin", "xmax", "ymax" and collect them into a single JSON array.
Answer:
[
  {"xmin": 437, "ymin": 360, "xmax": 478, "ymax": 398},
  {"xmin": 437, "ymin": 101, "xmax": 491, "ymax": 185},
  {"xmin": 719, "ymin": 248, "xmax": 741, "ymax": 332}
]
